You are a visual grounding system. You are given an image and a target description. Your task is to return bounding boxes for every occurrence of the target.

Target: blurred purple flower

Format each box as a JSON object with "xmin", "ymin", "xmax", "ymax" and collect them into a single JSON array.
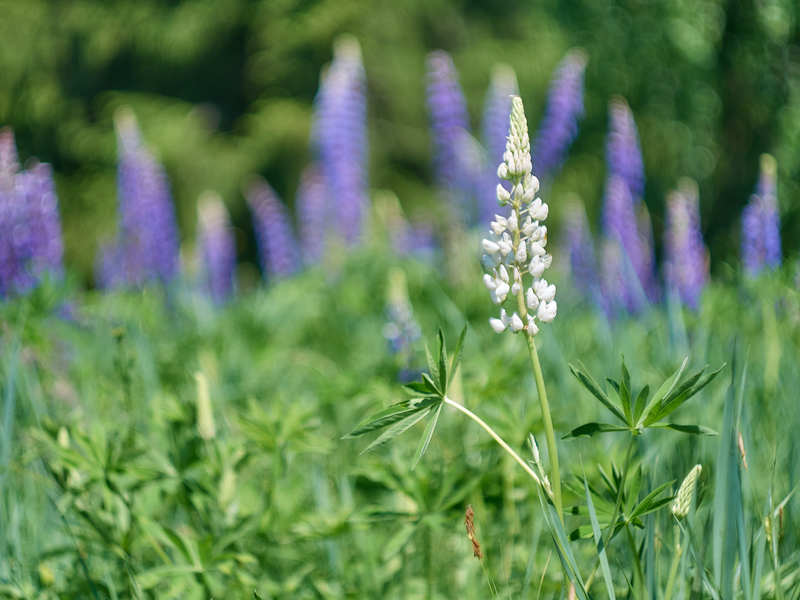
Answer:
[
  {"xmin": 664, "ymin": 180, "xmax": 708, "ymax": 309},
  {"xmin": 198, "ymin": 193, "xmax": 236, "ymax": 304},
  {"xmin": 313, "ymin": 37, "xmax": 368, "ymax": 245},
  {"xmin": 296, "ymin": 165, "xmax": 329, "ymax": 266},
  {"xmin": 534, "ymin": 50, "xmax": 587, "ymax": 181},
  {"xmin": 563, "ymin": 198, "xmax": 604, "ymax": 308},
  {"xmin": 602, "ymin": 175, "xmax": 656, "ymax": 312},
  {"xmin": 606, "ymin": 97, "xmax": 644, "ymax": 201},
  {"xmin": 426, "ymin": 50, "xmax": 475, "ymax": 219},
  {"xmin": 0, "ymin": 129, "xmax": 64, "ymax": 297},
  {"xmin": 742, "ymin": 154, "xmax": 780, "ymax": 275},
  {"xmin": 100, "ymin": 110, "xmax": 180, "ymax": 288},
  {"xmin": 247, "ymin": 178, "xmax": 300, "ymax": 280}
]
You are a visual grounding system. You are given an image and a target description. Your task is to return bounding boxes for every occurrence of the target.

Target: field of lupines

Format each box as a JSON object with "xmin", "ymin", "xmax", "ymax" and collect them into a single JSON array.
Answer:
[{"xmin": 1, "ymin": 31, "xmax": 799, "ymax": 599}]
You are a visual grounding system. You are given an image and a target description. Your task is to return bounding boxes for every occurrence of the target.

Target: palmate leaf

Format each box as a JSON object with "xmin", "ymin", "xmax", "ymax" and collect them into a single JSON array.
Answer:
[
  {"xmin": 642, "ymin": 363, "xmax": 725, "ymax": 426},
  {"xmin": 568, "ymin": 363, "xmax": 627, "ymax": 424},
  {"xmin": 345, "ymin": 397, "xmax": 438, "ymax": 438},
  {"xmin": 361, "ymin": 409, "xmax": 433, "ymax": 454},
  {"xmin": 411, "ymin": 403, "xmax": 443, "ymax": 469}
]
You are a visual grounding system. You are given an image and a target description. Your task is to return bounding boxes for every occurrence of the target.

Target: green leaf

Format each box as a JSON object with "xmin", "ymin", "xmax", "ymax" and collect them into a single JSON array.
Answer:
[
  {"xmin": 403, "ymin": 380, "xmax": 437, "ymax": 395},
  {"xmin": 437, "ymin": 329, "xmax": 448, "ymax": 392},
  {"xmin": 411, "ymin": 403, "xmax": 443, "ymax": 469},
  {"xmin": 424, "ymin": 343, "xmax": 439, "ymax": 385},
  {"xmin": 620, "ymin": 359, "xmax": 633, "ymax": 425},
  {"xmin": 649, "ymin": 423, "xmax": 717, "ymax": 435},
  {"xmin": 361, "ymin": 409, "xmax": 432, "ymax": 454},
  {"xmin": 644, "ymin": 364, "xmax": 724, "ymax": 425},
  {"xmin": 568, "ymin": 363, "xmax": 627, "ymax": 424},
  {"xmin": 640, "ymin": 357, "xmax": 688, "ymax": 424},
  {"xmin": 563, "ymin": 422, "xmax": 630, "ymax": 439},
  {"xmin": 629, "ymin": 480, "xmax": 674, "ymax": 521},
  {"xmin": 633, "ymin": 385, "xmax": 649, "ymax": 423},
  {"xmin": 447, "ymin": 325, "xmax": 467, "ymax": 386},
  {"xmin": 585, "ymin": 478, "xmax": 616, "ymax": 600},
  {"xmin": 345, "ymin": 398, "xmax": 437, "ymax": 438}
]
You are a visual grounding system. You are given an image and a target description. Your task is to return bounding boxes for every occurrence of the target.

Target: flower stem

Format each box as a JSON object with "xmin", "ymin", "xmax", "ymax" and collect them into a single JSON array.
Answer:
[
  {"xmin": 524, "ymin": 333, "xmax": 563, "ymax": 523},
  {"xmin": 443, "ymin": 397, "xmax": 542, "ymax": 486}
]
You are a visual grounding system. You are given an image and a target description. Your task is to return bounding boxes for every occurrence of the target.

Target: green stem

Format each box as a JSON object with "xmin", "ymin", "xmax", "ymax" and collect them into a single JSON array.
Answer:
[
  {"xmin": 443, "ymin": 397, "xmax": 542, "ymax": 487},
  {"xmin": 663, "ymin": 523, "xmax": 683, "ymax": 600},
  {"xmin": 625, "ymin": 524, "xmax": 645, "ymax": 598},
  {"xmin": 524, "ymin": 334, "xmax": 563, "ymax": 523}
]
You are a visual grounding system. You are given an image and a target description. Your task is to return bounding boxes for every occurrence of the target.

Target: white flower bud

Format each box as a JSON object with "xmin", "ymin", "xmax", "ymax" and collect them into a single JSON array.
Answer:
[
  {"xmin": 526, "ymin": 287, "xmax": 539, "ymax": 310},
  {"xmin": 510, "ymin": 312, "xmax": 524, "ymax": 332},
  {"xmin": 529, "ymin": 241, "xmax": 546, "ymax": 257},
  {"xmin": 489, "ymin": 317, "xmax": 507, "ymax": 333},
  {"xmin": 534, "ymin": 279, "xmax": 556, "ymax": 302},
  {"xmin": 515, "ymin": 242, "xmax": 527, "ymax": 263},
  {"xmin": 529, "ymin": 256, "xmax": 546, "ymax": 278},
  {"xmin": 493, "ymin": 281, "xmax": 510, "ymax": 303},
  {"xmin": 483, "ymin": 273, "xmax": 496, "ymax": 290},
  {"xmin": 482, "ymin": 239, "xmax": 500, "ymax": 254},
  {"xmin": 497, "ymin": 163, "xmax": 509, "ymax": 180},
  {"xmin": 498, "ymin": 264, "xmax": 509, "ymax": 282},
  {"xmin": 530, "ymin": 198, "xmax": 549, "ymax": 221},
  {"xmin": 511, "ymin": 281, "xmax": 521, "ymax": 296},
  {"xmin": 496, "ymin": 184, "xmax": 511, "ymax": 205},
  {"xmin": 672, "ymin": 465, "xmax": 702, "ymax": 519},
  {"xmin": 537, "ymin": 300, "xmax": 557, "ymax": 322},
  {"xmin": 490, "ymin": 220, "xmax": 505, "ymax": 235},
  {"xmin": 507, "ymin": 211, "xmax": 518, "ymax": 232}
]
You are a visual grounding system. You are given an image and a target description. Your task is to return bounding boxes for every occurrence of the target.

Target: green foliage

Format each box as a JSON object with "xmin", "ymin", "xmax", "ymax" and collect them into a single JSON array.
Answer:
[
  {"xmin": 0, "ymin": 247, "xmax": 799, "ymax": 597},
  {"xmin": 565, "ymin": 357, "xmax": 723, "ymax": 438}
]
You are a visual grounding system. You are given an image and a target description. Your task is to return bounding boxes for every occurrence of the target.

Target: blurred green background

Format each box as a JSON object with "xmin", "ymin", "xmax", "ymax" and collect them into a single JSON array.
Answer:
[{"xmin": 1, "ymin": 0, "xmax": 799, "ymax": 283}]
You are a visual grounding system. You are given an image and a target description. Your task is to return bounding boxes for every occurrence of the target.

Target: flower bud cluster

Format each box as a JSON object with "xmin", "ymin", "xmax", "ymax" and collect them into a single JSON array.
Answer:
[
  {"xmin": 671, "ymin": 464, "xmax": 702, "ymax": 519},
  {"xmin": 481, "ymin": 97, "xmax": 556, "ymax": 335}
]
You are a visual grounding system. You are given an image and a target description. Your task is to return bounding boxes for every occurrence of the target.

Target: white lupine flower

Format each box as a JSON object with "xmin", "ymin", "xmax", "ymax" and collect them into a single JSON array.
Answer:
[
  {"xmin": 489, "ymin": 317, "xmax": 507, "ymax": 333},
  {"xmin": 537, "ymin": 300, "xmax": 557, "ymax": 322},
  {"xmin": 534, "ymin": 279, "xmax": 556, "ymax": 302},
  {"xmin": 481, "ymin": 96, "xmax": 556, "ymax": 335},
  {"xmin": 526, "ymin": 287, "xmax": 539, "ymax": 310},
  {"xmin": 496, "ymin": 184, "xmax": 511, "ymax": 204},
  {"xmin": 482, "ymin": 239, "xmax": 500, "ymax": 254}
]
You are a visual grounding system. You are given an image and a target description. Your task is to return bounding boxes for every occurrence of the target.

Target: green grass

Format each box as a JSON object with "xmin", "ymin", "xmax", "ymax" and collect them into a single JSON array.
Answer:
[{"xmin": 0, "ymin": 246, "xmax": 798, "ymax": 598}]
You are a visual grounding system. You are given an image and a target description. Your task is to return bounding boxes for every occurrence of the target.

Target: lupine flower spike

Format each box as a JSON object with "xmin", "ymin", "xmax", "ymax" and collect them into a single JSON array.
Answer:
[
  {"xmin": 606, "ymin": 97, "xmax": 644, "ymax": 201},
  {"xmin": 295, "ymin": 165, "xmax": 329, "ymax": 266},
  {"xmin": 426, "ymin": 50, "xmax": 475, "ymax": 220},
  {"xmin": 0, "ymin": 128, "xmax": 64, "ymax": 297},
  {"xmin": 672, "ymin": 464, "xmax": 702, "ymax": 519},
  {"xmin": 314, "ymin": 36, "xmax": 368, "ymax": 245},
  {"xmin": 664, "ymin": 179, "xmax": 709, "ymax": 309},
  {"xmin": 198, "ymin": 192, "xmax": 236, "ymax": 305},
  {"xmin": 563, "ymin": 197, "xmax": 605, "ymax": 310},
  {"xmin": 481, "ymin": 96, "xmax": 556, "ymax": 336},
  {"xmin": 742, "ymin": 154, "xmax": 780, "ymax": 275},
  {"xmin": 247, "ymin": 178, "xmax": 300, "ymax": 281},
  {"xmin": 534, "ymin": 50, "xmax": 587, "ymax": 182},
  {"xmin": 98, "ymin": 110, "xmax": 180, "ymax": 288}
]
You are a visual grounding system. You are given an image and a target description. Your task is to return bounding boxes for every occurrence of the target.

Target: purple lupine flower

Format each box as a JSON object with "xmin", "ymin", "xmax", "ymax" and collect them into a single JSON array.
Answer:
[
  {"xmin": 295, "ymin": 165, "xmax": 329, "ymax": 266},
  {"xmin": 534, "ymin": 50, "xmax": 587, "ymax": 181},
  {"xmin": 563, "ymin": 198, "xmax": 603, "ymax": 305},
  {"xmin": 246, "ymin": 178, "xmax": 300, "ymax": 280},
  {"xmin": 742, "ymin": 154, "xmax": 780, "ymax": 275},
  {"xmin": 391, "ymin": 219, "xmax": 437, "ymax": 258},
  {"xmin": 103, "ymin": 110, "xmax": 180, "ymax": 287},
  {"xmin": 606, "ymin": 97, "xmax": 644, "ymax": 201},
  {"xmin": 426, "ymin": 50, "xmax": 476, "ymax": 220},
  {"xmin": 602, "ymin": 175, "xmax": 653, "ymax": 312},
  {"xmin": 313, "ymin": 37, "xmax": 368, "ymax": 245},
  {"xmin": 198, "ymin": 193, "xmax": 236, "ymax": 304},
  {"xmin": 664, "ymin": 180, "xmax": 709, "ymax": 309},
  {"xmin": 0, "ymin": 129, "xmax": 64, "ymax": 297}
]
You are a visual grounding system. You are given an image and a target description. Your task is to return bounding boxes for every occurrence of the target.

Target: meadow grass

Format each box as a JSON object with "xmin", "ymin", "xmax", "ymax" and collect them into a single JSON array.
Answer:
[{"xmin": 0, "ymin": 247, "xmax": 798, "ymax": 598}]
